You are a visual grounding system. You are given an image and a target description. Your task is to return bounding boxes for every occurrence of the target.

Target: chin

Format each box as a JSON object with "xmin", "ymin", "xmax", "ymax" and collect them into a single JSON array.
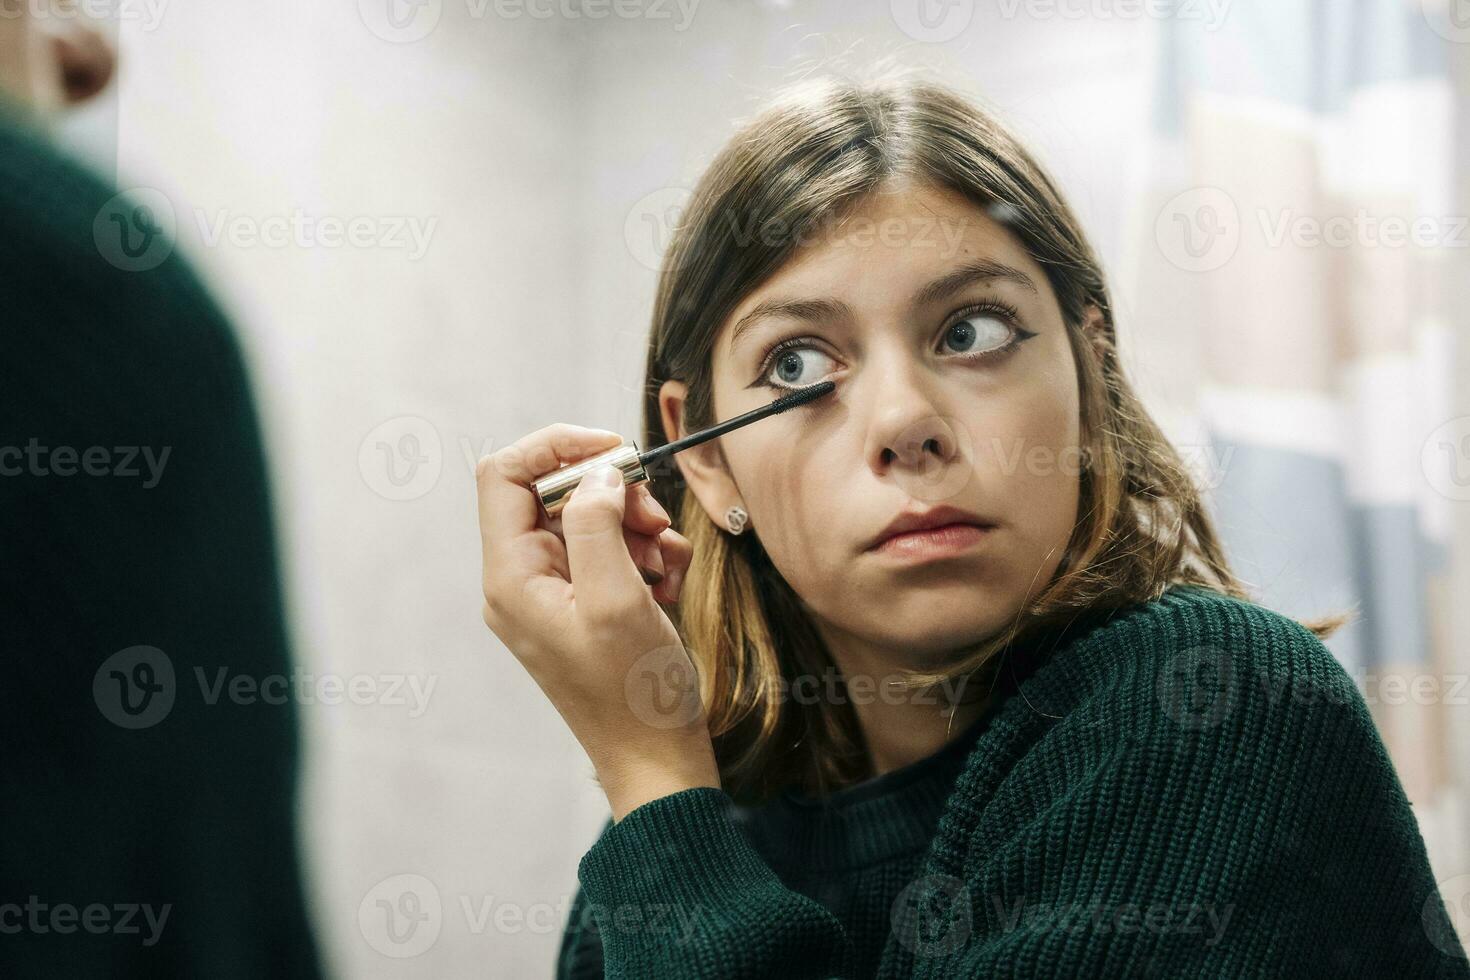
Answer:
[{"xmin": 874, "ymin": 612, "xmax": 1011, "ymax": 664}]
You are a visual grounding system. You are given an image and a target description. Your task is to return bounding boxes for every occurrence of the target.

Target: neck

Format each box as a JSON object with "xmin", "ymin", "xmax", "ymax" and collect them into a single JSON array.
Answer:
[{"xmin": 815, "ymin": 621, "xmax": 991, "ymax": 778}]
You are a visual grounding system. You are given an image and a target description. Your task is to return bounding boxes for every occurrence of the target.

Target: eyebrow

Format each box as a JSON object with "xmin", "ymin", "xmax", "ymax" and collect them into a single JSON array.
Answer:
[{"xmin": 727, "ymin": 258, "xmax": 1040, "ymax": 355}]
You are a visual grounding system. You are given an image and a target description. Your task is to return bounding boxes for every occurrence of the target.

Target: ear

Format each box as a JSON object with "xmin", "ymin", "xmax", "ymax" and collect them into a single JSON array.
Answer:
[
  {"xmin": 0, "ymin": 16, "xmax": 115, "ymax": 111},
  {"xmin": 47, "ymin": 22, "xmax": 116, "ymax": 106},
  {"xmin": 658, "ymin": 379, "xmax": 744, "ymax": 527}
]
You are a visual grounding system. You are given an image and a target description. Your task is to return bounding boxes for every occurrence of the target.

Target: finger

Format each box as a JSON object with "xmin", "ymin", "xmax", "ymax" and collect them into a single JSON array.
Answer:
[
  {"xmin": 561, "ymin": 464, "xmax": 646, "ymax": 620},
  {"xmin": 624, "ymin": 483, "xmax": 671, "ymax": 537},
  {"xmin": 651, "ymin": 527, "xmax": 692, "ymax": 604},
  {"xmin": 622, "ymin": 526, "xmax": 664, "ymax": 584},
  {"xmin": 476, "ymin": 425, "xmax": 623, "ymax": 570},
  {"xmin": 536, "ymin": 489, "xmax": 666, "ymax": 584}
]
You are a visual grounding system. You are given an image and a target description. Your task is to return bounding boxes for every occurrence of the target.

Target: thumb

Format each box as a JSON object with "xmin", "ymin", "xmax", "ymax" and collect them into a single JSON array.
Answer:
[{"xmin": 561, "ymin": 464, "xmax": 644, "ymax": 616}]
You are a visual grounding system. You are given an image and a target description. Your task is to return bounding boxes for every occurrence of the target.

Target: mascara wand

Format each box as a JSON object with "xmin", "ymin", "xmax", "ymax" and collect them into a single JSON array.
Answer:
[{"xmin": 534, "ymin": 379, "xmax": 836, "ymax": 518}]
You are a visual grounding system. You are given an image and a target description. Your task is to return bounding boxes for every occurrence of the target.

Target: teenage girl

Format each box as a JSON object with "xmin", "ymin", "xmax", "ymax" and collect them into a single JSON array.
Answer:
[{"xmin": 475, "ymin": 73, "xmax": 1470, "ymax": 979}]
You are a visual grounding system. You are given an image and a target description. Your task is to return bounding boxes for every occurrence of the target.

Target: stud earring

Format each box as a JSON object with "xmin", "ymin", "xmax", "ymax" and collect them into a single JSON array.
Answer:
[{"xmin": 724, "ymin": 504, "xmax": 748, "ymax": 536}]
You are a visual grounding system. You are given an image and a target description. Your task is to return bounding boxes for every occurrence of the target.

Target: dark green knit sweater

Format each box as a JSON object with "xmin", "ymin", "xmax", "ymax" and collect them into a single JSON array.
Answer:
[
  {"xmin": 0, "ymin": 103, "xmax": 321, "ymax": 977},
  {"xmin": 560, "ymin": 685, "xmax": 993, "ymax": 978},
  {"xmin": 556, "ymin": 583, "xmax": 1470, "ymax": 978}
]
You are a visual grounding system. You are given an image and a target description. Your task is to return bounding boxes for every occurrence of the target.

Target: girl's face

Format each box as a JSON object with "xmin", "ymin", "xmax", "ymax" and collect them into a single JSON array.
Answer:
[{"xmin": 661, "ymin": 180, "xmax": 1095, "ymax": 663}]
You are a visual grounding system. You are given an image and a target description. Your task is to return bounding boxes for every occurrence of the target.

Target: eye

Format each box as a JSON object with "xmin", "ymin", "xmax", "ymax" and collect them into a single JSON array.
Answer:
[
  {"xmin": 942, "ymin": 314, "xmax": 1011, "ymax": 355},
  {"xmin": 751, "ymin": 299, "xmax": 1036, "ymax": 392},
  {"xmin": 938, "ymin": 301, "xmax": 1036, "ymax": 363},
  {"xmin": 759, "ymin": 342, "xmax": 840, "ymax": 390}
]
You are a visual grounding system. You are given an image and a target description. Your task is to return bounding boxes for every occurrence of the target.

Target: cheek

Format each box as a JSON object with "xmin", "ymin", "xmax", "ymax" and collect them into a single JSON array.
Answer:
[
  {"xmin": 727, "ymin": 444, "xmax": 852, "ymax": 601},
  {"xmin": 969, "ymin": 354, "xmax": 1083, "ymax": 543},
  {"xmin": 722, "ymin": 427, "xmax": 836, "ymax": 555},
  {"xmin": 1013, "ymin": 373, "xmax": 1081, "ymax": 472}
]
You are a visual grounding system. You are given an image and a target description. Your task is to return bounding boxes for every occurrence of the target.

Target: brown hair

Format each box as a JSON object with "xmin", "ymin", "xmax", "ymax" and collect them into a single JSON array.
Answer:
[{"xmin": 637, "ymin": 68, "xmax": 1353, "ymax": 805}]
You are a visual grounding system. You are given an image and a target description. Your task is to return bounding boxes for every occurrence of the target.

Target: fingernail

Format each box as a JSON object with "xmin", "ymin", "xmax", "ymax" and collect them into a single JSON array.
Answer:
[
  {"xmin": 665, "ymin": 565, "xmax": 684, "ymax": 600},
  {"xmin": 587, "ymin": 464, "xmax": 622, "ymax": 489}
]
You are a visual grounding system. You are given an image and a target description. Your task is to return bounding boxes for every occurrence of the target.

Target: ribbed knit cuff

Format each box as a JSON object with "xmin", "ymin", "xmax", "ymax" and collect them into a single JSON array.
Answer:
[
  {"xmin": 576, "ymin": 786, "xmax": 848, "ymax": 977},
  {"xmin": 578, "ymin": 786, "xmax": 782, "ymax": 908}
]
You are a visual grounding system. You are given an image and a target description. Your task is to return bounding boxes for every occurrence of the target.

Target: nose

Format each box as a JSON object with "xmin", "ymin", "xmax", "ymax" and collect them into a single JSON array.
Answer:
[{"xmin": 861, "ymin": 353, "xmax": 962, "ymax": 478}]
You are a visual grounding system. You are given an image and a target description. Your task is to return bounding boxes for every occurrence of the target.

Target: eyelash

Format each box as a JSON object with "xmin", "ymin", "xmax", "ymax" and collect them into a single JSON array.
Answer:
[{"xmin": 753, "ymin": 299, "xmax": 1036, "ymax": 389}]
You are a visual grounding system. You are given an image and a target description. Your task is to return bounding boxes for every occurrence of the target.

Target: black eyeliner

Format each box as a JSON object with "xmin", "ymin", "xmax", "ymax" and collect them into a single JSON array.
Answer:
[{"xmin": 750, "ymin": 297, "xmax": 1034, "ymax": 390}]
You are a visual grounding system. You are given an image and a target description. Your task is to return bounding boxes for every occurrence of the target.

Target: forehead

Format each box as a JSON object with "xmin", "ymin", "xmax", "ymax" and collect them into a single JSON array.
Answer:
[{"xmin": 716, "ymin": 182, "xmax": 1046, "ymax": 355}]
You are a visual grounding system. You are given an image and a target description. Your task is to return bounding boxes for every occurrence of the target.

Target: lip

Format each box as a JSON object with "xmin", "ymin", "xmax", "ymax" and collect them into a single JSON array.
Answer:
[{"xmin": 865, "ymin": 504, "xmax": 999, "ymax": 557}]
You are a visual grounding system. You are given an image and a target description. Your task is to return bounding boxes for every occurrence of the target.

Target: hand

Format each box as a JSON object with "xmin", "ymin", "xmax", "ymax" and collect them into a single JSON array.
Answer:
[{"xmin": 475, "ymin": 424, "xmax": 719, "ymax": 820}]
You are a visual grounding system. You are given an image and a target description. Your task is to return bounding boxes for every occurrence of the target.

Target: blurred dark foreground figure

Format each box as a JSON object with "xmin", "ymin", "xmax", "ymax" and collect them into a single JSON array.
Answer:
[{"xmin": 0, "ymin": 12, "xmax": 323, "ymax": 978}]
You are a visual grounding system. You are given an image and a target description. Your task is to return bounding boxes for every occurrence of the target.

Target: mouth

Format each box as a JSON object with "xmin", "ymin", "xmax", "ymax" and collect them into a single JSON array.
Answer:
[{"xmin": 864, "ymin": 505, "xmax": 999, "ymax": 561}]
